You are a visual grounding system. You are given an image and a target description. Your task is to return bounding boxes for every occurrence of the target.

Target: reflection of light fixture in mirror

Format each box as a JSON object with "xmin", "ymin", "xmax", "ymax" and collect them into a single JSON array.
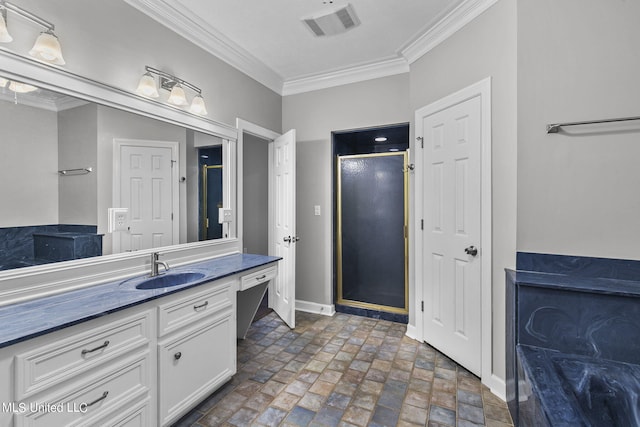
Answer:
[
  {"xmin": 0, "ymin": 1, "xmax": 65, "ymax": 65},
  {"xmin": 136, "ymin": 66, "xmax": 208, "ymax": 115},
  {"xmin": 374, "ymin": 137, "xmax": 387, "ymax": 142},
  {"xmin": 8, "ymin": 80, "xmax": 37, "ymax": 93},
  {"xmin": 0, "ymin": 76, "xmax": 8, "ymax": 87},
  {"xmin": 135, "ymin": 72, "xmax": 159, "ymax": 98}
]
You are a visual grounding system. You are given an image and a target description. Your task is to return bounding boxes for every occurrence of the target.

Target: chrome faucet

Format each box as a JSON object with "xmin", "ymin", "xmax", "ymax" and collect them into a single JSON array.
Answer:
[{"xmin": 150, "ymin": 252, "xmax": 169, "ymax": 277}]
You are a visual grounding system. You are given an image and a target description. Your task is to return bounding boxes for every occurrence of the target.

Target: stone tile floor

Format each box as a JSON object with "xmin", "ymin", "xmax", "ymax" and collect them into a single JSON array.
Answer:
[{"xmin": 173, "ymin": 311, "xmax": 513, "ymax": 427}]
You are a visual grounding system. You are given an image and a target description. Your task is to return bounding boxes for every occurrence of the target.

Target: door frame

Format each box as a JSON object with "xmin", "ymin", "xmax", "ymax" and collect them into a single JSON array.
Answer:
[
  {"xmin": 235, "ymin": 119, "xmax": 281, "ymax": 254},
  {"xmin": 413, "ymin": 77, "xmax": 495, "ymax": 389},
  {"xmin": 112, "ymin": 138, "xmax": 180, "ymax": 254}
]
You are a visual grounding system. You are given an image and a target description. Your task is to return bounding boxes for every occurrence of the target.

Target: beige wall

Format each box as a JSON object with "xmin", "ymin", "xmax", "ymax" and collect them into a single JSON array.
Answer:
[
  {"xmin": 0, "ymin": 100, "xmax": 59, "ymax": 227},
  {"xmin": 58, "ymin": 104, "xmax": 98, "ymax": 225},
  {"xmin": 243, "ymin": 133, "xmax": 269, "ymax": 256},
  {"xmin": 517, "ymin": 0, "xmax": 640, "ymax": 260},
  {"xmin": 410, "ymin": 0, "xmax": 517, "ymax": 380},
  {"xmin": 283, "ymin": 74, "xmax": 411, "ymax": 306}
]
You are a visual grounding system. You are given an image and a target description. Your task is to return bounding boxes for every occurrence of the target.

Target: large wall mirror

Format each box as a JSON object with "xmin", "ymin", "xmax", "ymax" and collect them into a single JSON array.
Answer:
[{"xmin": 0, "ymin": 55, "xmax": 238, "ymax": 275}]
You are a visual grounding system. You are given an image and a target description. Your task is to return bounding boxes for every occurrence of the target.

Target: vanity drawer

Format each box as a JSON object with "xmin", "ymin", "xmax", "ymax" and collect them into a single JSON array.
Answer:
[
  {"xmin": 16, "ymin": 353, "xmax": 149, "ymax": 427},
  {"xmin": 239, "ymin": 265, "xmax": 277, "ymax": 291},
  {"xmin": 15, "ymin": 311, "xmax": 151, "ymax": 400},
  {"xmin": 157, "ymin": 280, "xmax": 234, "ymax": 336}
]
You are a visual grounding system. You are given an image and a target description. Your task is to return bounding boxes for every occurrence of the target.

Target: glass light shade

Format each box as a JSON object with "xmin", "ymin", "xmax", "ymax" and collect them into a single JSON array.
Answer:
[
  {"xmin": 167, "ymin": 84, "xmax": 188, "ymax": 106},
  {"xmin": 29, "ymin": 31, "xmax": 65, "ymax": 65},
  {"xmin": 136, "ymin": 72, "xmax": 159, "ymax": 98},
  {"xmin": 0, "ymin": 77, "xmax": 8, "ymax": 87},
  {"xmin": 9, "ymin": 81, "xmax": 38, "ymax": 93},
  {"xmin": 0, "ymin": 14, "xmax": 12, "ymax": 43},
  {"xmin": 189, "ymin": 94, "xmax": 208, "ymax": 115}
]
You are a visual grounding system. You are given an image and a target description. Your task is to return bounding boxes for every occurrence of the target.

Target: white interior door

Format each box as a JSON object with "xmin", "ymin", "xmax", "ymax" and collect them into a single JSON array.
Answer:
[
  {"xmin": 420, "ymin": 96, "xmax": 482, "ymax": 375},
  {"xmin": 269, "ymin": 129, "xmax": 296, "ymax": 328},
  {"xmin": 115, "ymin": 140, "xmax": 179, "ymax": 252}
]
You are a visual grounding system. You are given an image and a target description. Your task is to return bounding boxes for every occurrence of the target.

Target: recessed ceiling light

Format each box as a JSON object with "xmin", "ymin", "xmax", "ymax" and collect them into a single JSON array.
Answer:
[{"xmin": 374, "ymin": 137, "xmax": 387, "ymax": 142}]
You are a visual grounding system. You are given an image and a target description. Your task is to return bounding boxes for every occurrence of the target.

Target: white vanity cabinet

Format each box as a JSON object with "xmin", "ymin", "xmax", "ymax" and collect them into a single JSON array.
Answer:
[
  {"xmin": 156, "ymin": 279, "xmax": 237, "ymax": 426},
  {"xmin": 2, "ymin": 310, "xmax": 153, "ymax": 427},
  {"xmin": 0, "ymin": 256, "xmax": 277, "ymax": 427}
]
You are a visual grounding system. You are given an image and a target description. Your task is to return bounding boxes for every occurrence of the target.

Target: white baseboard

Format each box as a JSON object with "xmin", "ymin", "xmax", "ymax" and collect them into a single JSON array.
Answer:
[
  {"xmin": 296, "ymin": 300, "xmax": 335, "ymax": 316},
  {"xmin": 405, "ymin": 324, "xmax": 419, "ymax": 341},
  {"xmin": 483, "ymin": 374, "xmax": 507, "ymax": 401}
]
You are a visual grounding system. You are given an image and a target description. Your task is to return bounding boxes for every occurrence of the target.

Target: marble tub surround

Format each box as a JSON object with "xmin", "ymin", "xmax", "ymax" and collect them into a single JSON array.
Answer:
[
  {"xmin": 507, "ymin": 252, "xmax": 640, "ymax": 426},
  {"xmin": 0, "ymin": 224, "xmax": 99, "ymax": 270},
  {"xmin": 516, "ymin": 251, "xmax": 640, "ymax": 281},
  {"xmin": 0, "ymin": 253, "xmax": 279, "ymax": 348}
]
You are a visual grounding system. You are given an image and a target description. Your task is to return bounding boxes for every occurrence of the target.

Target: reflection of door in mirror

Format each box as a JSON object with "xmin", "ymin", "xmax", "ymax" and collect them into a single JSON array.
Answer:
[
  {"xmin": 199, "ymin": 146, "xmax": 223, "ymax": 240},
  {"xmin": 114, "ymin": 139, "xmax": 180, "ymax": 253}
]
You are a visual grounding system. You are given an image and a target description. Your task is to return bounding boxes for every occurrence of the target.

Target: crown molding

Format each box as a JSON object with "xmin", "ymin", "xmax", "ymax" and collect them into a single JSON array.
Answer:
[
  {"xmin": 123, "ymin": 0, "xmax": 283, "ymax": 95},
  {"xmin": 282, "ymin": 57, "xmax": 409, "ymax": 96},
  {"xmin": 0, "ymin": 90, "xmax": 88, "ymax": 112},
  {"xmin": 401, "ymin": 0, "xmax": 500, "ymax": 64},
  {"xmin": 124, "ymin": 0, "xmax": 498, "ymax": 96}
]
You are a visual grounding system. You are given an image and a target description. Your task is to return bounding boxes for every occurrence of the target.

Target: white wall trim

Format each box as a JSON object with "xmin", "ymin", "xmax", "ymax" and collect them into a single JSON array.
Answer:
[
  {"xmin": 405, "ymin": 324, "xmax": 419, "ymax": 341},
  {"xmin": 401, "ymin": 0, "xmax": 500, "ymax": 64},
  {"xmin": 0, "ymin": 49, "xmax": 242, "ymax": 304},
  {"xmin": 296, "ymin": 300, "xmax": 335, "ymax": 316},
  {"xmin": 282, "ymin": 57, "xmax": 409, "ymax": 96},
  {"xmin": 413, "ymin": 77, "xmax": 497, "ymax": 392},
  {"xmin": 0, "ymin": 50, "xmax": 238, "ymax": 140}
]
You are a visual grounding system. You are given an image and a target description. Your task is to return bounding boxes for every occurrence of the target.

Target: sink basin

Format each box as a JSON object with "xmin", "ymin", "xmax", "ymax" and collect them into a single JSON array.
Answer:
[{"xmin": 134, "ymin": 272, "xmax": 206, "ymax": 290}]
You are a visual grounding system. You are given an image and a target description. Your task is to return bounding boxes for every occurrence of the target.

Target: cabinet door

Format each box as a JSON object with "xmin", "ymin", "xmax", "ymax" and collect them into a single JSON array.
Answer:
[{"xmin": 158, "ymin": 313, "xmax": 235, "ymax": 426}]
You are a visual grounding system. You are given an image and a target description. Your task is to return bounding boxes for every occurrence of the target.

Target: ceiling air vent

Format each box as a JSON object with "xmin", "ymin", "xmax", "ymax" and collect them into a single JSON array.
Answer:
[{"xmin": 302, "ymin": 3, "xmax": 361, "ymax": 37}]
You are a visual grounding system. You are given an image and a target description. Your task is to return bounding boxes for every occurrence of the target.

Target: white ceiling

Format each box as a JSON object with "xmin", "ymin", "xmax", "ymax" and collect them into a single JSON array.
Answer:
[{"xmin": 124, "ymin": 0, "xmax": 498, "ymax": 95}]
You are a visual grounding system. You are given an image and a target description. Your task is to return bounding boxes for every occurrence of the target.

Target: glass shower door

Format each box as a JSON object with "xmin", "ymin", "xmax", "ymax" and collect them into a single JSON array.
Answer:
[{"xmin": 336, "ymin": 152, "xmax": 408, "ymax": 314}]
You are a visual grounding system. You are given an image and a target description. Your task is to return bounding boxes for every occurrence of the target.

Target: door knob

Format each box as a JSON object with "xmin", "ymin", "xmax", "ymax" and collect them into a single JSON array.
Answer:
[
  {"xmin": 465, "ymin": 246, "xmax": 478, "ymax": 256},
  {"xmin": 283, "ymin": 236, "xmax": 292, "ymax": 243},
  {"xmin": 293, "ymin": 236, "xmax": 300, "ymax": 242}
]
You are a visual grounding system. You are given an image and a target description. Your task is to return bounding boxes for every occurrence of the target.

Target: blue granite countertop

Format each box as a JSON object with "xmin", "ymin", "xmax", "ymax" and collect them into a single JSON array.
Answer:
[{"xmin": 0, "ymin": 253, "xmax": 280, "ymax": 348}]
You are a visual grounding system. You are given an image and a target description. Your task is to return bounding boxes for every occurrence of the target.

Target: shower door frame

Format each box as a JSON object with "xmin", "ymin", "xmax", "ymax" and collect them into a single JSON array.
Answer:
[{"xmin": 336, "ymin": 151, "xmax": 409, "ymax": 314}]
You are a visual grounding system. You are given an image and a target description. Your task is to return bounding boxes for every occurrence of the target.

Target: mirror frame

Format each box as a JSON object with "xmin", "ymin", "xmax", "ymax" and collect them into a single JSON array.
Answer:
[{"xmin": 0, "ymin": 50, "xmax": 241, "ymax": 305}]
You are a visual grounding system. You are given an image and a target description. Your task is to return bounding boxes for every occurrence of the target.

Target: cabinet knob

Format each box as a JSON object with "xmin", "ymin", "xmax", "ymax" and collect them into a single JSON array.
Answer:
[{"xmin": 174, "ymin": 352, "xmax": 182, "ymax": 360}]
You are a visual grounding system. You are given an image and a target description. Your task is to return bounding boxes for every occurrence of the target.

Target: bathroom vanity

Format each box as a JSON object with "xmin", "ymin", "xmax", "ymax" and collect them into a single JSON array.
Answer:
[{"xmin": 0, "ymin": 253, "xmax": 279, "ymax": 427}]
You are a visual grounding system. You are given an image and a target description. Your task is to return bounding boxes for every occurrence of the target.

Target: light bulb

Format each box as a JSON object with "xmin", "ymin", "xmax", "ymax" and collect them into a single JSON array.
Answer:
[
  {"xmin": 9, "ymin": 81, "xmax": 38, "ymax": 93},
  {"xmin": 189, "ymin": 94, "xmax": 208, "ymax": 115},
  {"xmin": 29, "ymin": 31, "xmax": 65, "ymax": 65},
  {"xmin": 0, "ymin": 13, "xmax": 12, "ymax": 43},
  {"xmin": 167, "ymin": 84, "xmax": 188, "ymax": 106},
  {"xmin": 136, "ymin": 72, "xmax": 159, "ymax": 98}
]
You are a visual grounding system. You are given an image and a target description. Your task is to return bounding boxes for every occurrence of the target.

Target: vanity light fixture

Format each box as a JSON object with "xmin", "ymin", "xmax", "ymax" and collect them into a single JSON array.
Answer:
[
  {"xmin": 0, "ymin": 1, "xmax": 66, "ymax": 65},
  {"xmin": 136, "ymin": 66, "xmax": 208, "ymax": 115}
]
